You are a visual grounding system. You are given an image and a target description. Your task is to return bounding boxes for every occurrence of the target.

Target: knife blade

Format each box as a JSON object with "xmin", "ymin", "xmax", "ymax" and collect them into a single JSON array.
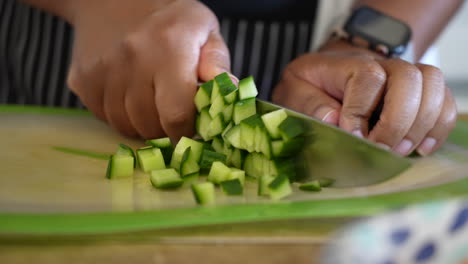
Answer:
[{"xmin": 256, "ymin": 99, "xmax": 412, "ymax": 187}]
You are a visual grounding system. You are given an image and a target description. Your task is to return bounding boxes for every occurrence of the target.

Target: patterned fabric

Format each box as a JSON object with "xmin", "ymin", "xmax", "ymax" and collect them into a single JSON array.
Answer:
[
  {"xmin": 0, "ymin": 0, "xmax": 317, "ymax": 108},
  {"xmin": 322, "ymin": 199, "xmax": 468, "ymax": 264}
]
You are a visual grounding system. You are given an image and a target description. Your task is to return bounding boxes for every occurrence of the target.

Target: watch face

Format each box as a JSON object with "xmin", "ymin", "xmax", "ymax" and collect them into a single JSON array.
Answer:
[{"xmin": 345, "ymin": 7, "xmax": 411, "ymax": 53}]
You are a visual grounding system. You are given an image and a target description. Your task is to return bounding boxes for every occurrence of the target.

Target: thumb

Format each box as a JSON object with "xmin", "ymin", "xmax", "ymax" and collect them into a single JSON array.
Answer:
[{"xmin": 198, "ymin": 30, "xmax": 233, "ymax": 82}]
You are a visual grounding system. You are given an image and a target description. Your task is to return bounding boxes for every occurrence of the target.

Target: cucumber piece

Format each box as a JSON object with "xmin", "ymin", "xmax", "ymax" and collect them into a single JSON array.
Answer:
[
  {"xmin": 199, "ymin": 149, "xmax": 226, "ymax": 170},
  {"xmin": 224, "ymin": 90, "xmax": 238, "ymax": 104},
  {"xmin": 209, "ymin": 95, "xmax": 227, "ymax": 118},
  {"xmin": 180, "ymin": 147, "xmax": 200, "ymax": 178},
  {"xmin": 191, "ymin": 182, "xmax": 215, "ymax": 205},
  {"xmin": 238, "ymin": 76, "xmax": 258, "ymax": 100},
  {"xmin": 210, "ymin": 79, "xmax": 220, "ymax": 104},
  {"xmin": 271, "ymin": 137, "xmax": 305, "ymax": 158},
  {"xmin": 211, "ymin": 137, "xmax": 224, "ymax": 153},
  {"xmin": 224, "ymin": 125, "xmax": 241, "ymax": 149},
  {"xmin": 233, "ymin": 98, "xmax": 256, "ymax": 125},
  {"xmin": 137, "ymin": 147, "xmax": 166, "ymax": 172},
  {"xmin": 145, "ymin": 137, "xmax": 174, "ymax": 165},
  {"xmin": 106, "ymin": 154, "xmax": 134, "ymax": 179},
  {"xmin": 116, "ymin": 144, "xmax": 136, "ymax": 167},
  {"xmin": 254, "ymin": 126, "xmax": 272, "ymax": 159},
  {"xmin": 261, "ymin": 109, "xmax": 288, "ymax": 139},
  {"xmin": 299, "ymin": 180, "xmax": 321, "ymax": 192},
  {"xmin": 223, "ymin": 142, "xmax": 234, "ymax": 166},
  {"xmin": 214, "ymin": 72, "xmax": 237, "ymax": 97},
  {"xmin": 196, "ymin": 108, "xmax": 213, "ymax": 141},
  {"xmin": 278, "ymin": 116, "xmax": 305, "ymax": 140},
  {"xmin": 239, "ymin": 115, "xmax": 263, "ymax": 152},
  {"xmin": 207, "ymin": 161, "xmax": 232, "ymax": 184},
  {"xmin": 258, "ymin": 174, "xmax": 275, "ymax": 196},
  {"xmin": 222, "ymin": 104, "xmax": 234, "ymax": 124},
  {"xmin": 230, "ymin": 148, "xmax": 245, "ymax": 169},
  {"xmin": 268, "ymin": 174, "xmax": 292, "ymax": 200},
  {"xmin": 170, "ymin": 137, "xmax": 204, "ymax": 171},
  {"xmin": 221, "ymin": 122, "xmax": 233, "ymax": 142},
  {"xmin": 271, "ymin": 158, "xmax": 297, "ymax": 181},
  {"xmin": 207, "ymin": 113, "xmax": 226, "ymax": 138},
  {"xmin": 150, "ymin": 168, "xmax": 183, "ymax": 189},
  {"xmin": 228, "ymin": 168, "xmax": 246, "ymax": 186},
  {"xmin": 318, "ymin": 178, "xmax": 335, "ymax": 187},
  {"xmin": 220, "ymin": 178, "xmax": 243, "ymax": 195},
  {"xmin": 194, "ymin": 80, "xmax": 214, "ymax": 112},
  {"xmin": 243, "ymin": 152, "xmax": 255, "ymax": 177}
]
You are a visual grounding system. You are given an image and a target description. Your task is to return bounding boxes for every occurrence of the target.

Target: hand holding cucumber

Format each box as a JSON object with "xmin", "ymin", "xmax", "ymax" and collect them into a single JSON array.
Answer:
[
  {"xmin": 272, "ymin": 47, "xmax": 457, "ymax": 157},
  {"xmin": 65, "ymin": 0, "xmax": 231, "ymax": 141}
]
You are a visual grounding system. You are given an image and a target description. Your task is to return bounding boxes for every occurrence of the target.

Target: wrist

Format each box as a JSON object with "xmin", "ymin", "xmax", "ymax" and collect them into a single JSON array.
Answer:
[{"xmin": 318, "ymin": 38, "xmax": 385, "ymax": 59}]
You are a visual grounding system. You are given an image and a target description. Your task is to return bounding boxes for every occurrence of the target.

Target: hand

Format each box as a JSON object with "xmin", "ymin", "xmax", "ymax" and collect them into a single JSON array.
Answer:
[
  {"xmin": 272, "ymin": 41, "xmax": 457, "ymax": 156},
  {"xmin": 66, "ymin": 0, "xmax": 231, "ymax": 141}
]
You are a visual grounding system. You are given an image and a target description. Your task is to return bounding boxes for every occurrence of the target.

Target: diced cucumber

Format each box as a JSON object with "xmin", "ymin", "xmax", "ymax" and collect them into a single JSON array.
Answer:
[
  {"xmin": 137, "ymin": 147, "xmax": 166, "ymax": 172},
  {"xmin": 207, "ymin": 161, "xmax": 232, "ymax": 184},
  {"xmin": 278, "ymin": 116, "xmax": 305, "ymax": 140},
  {"xmin": 258, "ymin": 174, "xmax": 274, "ymax": 196},
  {"xmin": 243, "ymin": 152, "xmax": 271, "ymax": 178},
  {"xmin": 222, "ymin": 104, "xmax": 234, "ymax": 124},
  {"xmin": 150, "ymin": 168, "xmax": 183, "ymax": 189},
  {"xmin": 243, "ymin": 152, "xmax": 255, "ymax": 177},
  {"xmin": 191, "ymin": 182, "xmax": 215, "ymax": 205},
  {"xmin": 221, "ymin": 122, "xmax": 233, "ymax": 143},
  {"xmin": 199, "ymin": 149, "xmax": 226, "ymax": 170},
  {"xmin": 224, "ymin": 125, "xmax": 242, "ymax": 149},
  {"xmin": 180, "ymin": 147, "xmax": 200, "ymax": 178},
  {"xmin": 261, "ymin": 109, "xmax": 287, "ymax": 139},
  {"xmin": 268, "ymin": 174, "xmax": 292, "ymax": 200},
  {"xmin": 106, "ymin": 154, "xmax": 134, "ymax": 179},
  {"xmin": 210, "ymin": 79, "xmax": 220, "ymax": 104},
  {"xmin": 214, "ymin": 72, "xmax": 237, "ymax": 97},
  {"xmin": 233, "ymin": 98, "xmax": 256, "ymax": 125},
  {"xmin": 207, "ymin": 113, "xmax": 225, "ymax": 138},
  {"xmin": 196, "ymin": 108, "xmax": 213, "ymax": 141},
  {"xmin": 224, "ymin": 90, "xmax": 238, "ymax": 104},
  {"xmin": 223, "ymin": 142, "xmax": 234, "ymax": 166},
  {"xmin": 145, "ymin": 137, "xmax": 174, "ymax": 165},
  {"xmin": 238, "ymin": 76, "xmax": 258, "ymax": 100},
  {"xmin": 299, "ymin": 180, "xmax": 321, "ymax": 192},
  {"xmin": 220, "ymin": 178, "xmax": 243, "ymax": 195},
  {"xmin": 271, "ymin": 137, "xmax": 304, "ymax": 158},
  {"xmin": 194, "ymin": 80, "xmax": 214, "ymax": 112},
  {"xmin": 116, "ymin": 144, "xmax": 136, "ymax": 167},
  {"xmin": 318, "ymin": 178, "xmax": 335, "ymax": 187},
  {"xmin": 239, "ymin": 115, "xmax": 263, "ymax": 152},
  {"xmin": 254, "ymin": 126, "xmax": 272, "ymax": 159},
  {"xmin": 170, "ymin": 137, "xmax": 204, "ymax": 171},
  {"xmin": 211, "ymin": 137, "xmax": 224, "ymax": 153},
  {"xmin": 230, "ymin": 148, "xmax": 245, "ymax": 169},
  {"xmin": 228, "ymin": 168, "xmax": 246, "ymax": 186},
  {"xmin": 209, "ymin": 95, "xmax": 227, "ymax": 118},
  {"xmin": 271, "ymin": 158, "xmax": 296, "ymax": 181}
]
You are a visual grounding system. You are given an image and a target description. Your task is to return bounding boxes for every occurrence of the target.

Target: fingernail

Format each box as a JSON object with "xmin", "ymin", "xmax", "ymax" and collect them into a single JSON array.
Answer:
[
  {"xmin": 322, "ymin": 110, "xmax": 338, "ymax": 124},
  {"xmin": 376, "ymin": 142, "xmax": 391, "ymax": 151},
  {"xmin": 352, "ymin": 130, "xmax": 364, "ymax": 138},
  {"xmin": 227, "ymin": 72, "xmax": 239, "ymax": 86},
  {"xmin": 417, "ymin": 137, "xmax": 437, "ymax": 156},
  {"xmin": 394, "ymin": 139, "xmax": 413, "ymax": 155}
]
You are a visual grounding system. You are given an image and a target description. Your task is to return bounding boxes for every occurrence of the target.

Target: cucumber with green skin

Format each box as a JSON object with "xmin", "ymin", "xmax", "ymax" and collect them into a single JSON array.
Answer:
[
  {"xmin": 145, "ymin": 138, "xmax": 173, "ymax": 165},
  {"xmin": 180, "ymin": 147, "xmax": 200, "ymax": 178},
  {"xmin": 137, "ymin": 147, "xmax": 166, "ymax": 173},
  {"xmin": 150, "ymin": 168, "xmax": 183, "ymax": 189},
  {"xmin": 194, "ymin": 80, "xmax": 213, "ymax": 112},
  {"xmin": 106, "ymin": 154, "xmax": 134, "ymax": 179},
  {"xmin": 199, "ymin": 149, "xmax": 226, "ymax": 170},
  {"xmin": 220, "ymin": 178, "xmax": 243, "ymax": 195},
  {"xmin": 191, "ymin": 182, "xmax": 216, "ymax": 205},
  {"xmin": 170, "ymin": 137, "xmax": 204, "ymax": 171}
]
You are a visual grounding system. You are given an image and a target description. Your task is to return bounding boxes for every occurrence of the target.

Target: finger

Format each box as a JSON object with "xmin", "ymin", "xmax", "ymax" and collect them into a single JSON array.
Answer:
[
  {"xmin": 198, "ymin": 30, "xmax": 236, "ymax": 84},
  {"xmin": 273, "ymin": 69, "xmax": 342, "ymax": 125},
  {"xmin": 368, "ymin": 59, "xmax": 423, "ymax": 150},
  {"xmin": 125, "ymin": 82, "xmax": 165, "ymax": 139},
  {"xmin": 393, "ymin": 64, "xmax": 445, "ymax": 155},
  {"xmin": 67, "ymin": 60, "xmax": 107, "ymax": 122},
  {"xmin": 416, "ymin": 87, "xmax": 457, "ymax": 156},
  {"xmin": 338, "ymin": 59, "xmax": 387, "ymax": 137}
]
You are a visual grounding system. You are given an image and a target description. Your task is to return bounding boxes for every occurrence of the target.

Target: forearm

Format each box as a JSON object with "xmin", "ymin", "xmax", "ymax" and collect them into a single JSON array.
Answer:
[{"xmin": 353, "ymin": 0, "xmax": 464, "ymax": 60}]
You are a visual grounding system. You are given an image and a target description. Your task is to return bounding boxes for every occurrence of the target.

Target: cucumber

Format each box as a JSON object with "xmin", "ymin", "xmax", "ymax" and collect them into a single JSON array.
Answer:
[
  {"xmin": 106, "ymin": 154, "xmax": 134, "ymax": 179},
  {"xmin": 224, "ymin": 125, "xmax": 241, "ymax": 149},
  {"xmin": 261, "ymin": 109, "xmax": 287, "ymax": 139},
  {"xmin": 228, "ymin": 168, "xmax": 246, "ymax": 186},
  {"xmin": 318, "ymin": 178, "xmax": 335, "ymax": 187},
  {"xmin": 221, "ymin": 122, "xmax": 233, "ymax": 143},
  {"xmin": 214, "ymin": 72, "xmax": 237, "ymax": 98},
  {"xmin": 180, "ymin": 147, "xmax": 200, "ymax": 178},
  {"xmin": 211, "ymin": 137, "xmax": 224, "ymax": 153},
  {"xmin": 207, "ymin": 113, "xmax": 226, "ymax": 138},
  {"xmin": 196, "ymin": 108, "xmax": 213, "ymax": 141},
  {"xmin": 299, "ymin": 180, "xmax": 321, "ymax": 192},
  {"xmin": 278, "ymin": 116, "xmax": 305, "ymax": 140},
  {"xmin": 136, "ymin": 147, "xmax": 166, "ymax": 172},
  {"xmin": 233, "ymin": 98, "xmax": 256, "ymax": 125},
  {"xmin": 271, "ymin": 158, "xmax": 296, "ymax": 181},
  {"xmin": 210, "ymin": 79, "xmax": 220, "ymax": 104},
  {"xmin": 116, "ymin": 144, "xmax": 136, "ymax": 167},
  {"xmin": 271, "ymin": 137, "xmax": 304, "ymax": 158},
  {"xmin": 230, "ymin": 148, "xmax": 245, "ymax": 169},
  {"xmin": 191, "ymin": 182, "xmax": 215, "ymax": 205},
  {"xmin": 207, "ymin": 161, "xmax": 232, "ymax": 184},
  {"xmin": 268, "ymin": 174, "xmax": 292, "ymax": 200},
  {"xmin": 194, "ymin": 80, "xmax": 213, "ymax": 112},
  {"xmin": 220, "ymin": 178, "xmax": 243, "ymax": 195},
  {"xmin": 222, "ymin": 104, "xmax": 234, "ymax": 123},
  {"xmin": 239, "ymin": 115, "xmax": 263, "ymax": 152},
  {"xmin": 145, "ymin": 137, "xmax": 174, "ymax": 165},
  {"xmin": 209, "ymin": 95, "xmax": 227, "ymax": 118},
  {"xmin": 238, "ymin": 76, "xmax": 258, "ymax": 100},
  {"xmin": 199, "ymin": 149, "xmax": 226, "ymax": 170},
  {"xmin": 170, "ymin": 137, "xmax": 204, "ymax": 171},
  {"xmin": 254, "ymin": 126, "xmax": 272, "ymax": 159},
  {"xmin": 150, "ymin": 168, "xmax": 183, "ymax": 189},
  {"xmin": 258, "ymin": 174, "xmax": 275, "ymax": 196},
  {"xmin": 223, "ymin": 142, "xmax": 234, "ymax": 166}
]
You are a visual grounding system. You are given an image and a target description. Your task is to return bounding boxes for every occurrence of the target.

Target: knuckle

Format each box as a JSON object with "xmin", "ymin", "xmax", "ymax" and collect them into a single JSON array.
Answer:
[
  {"xmin": 120, "ymin": 34, "xmax": 142, "ymax": 59},
  {"xmin": 418, "ymin": 64, "xmax": 445, "ymax": 86},
  {"xmin": 390, "ymin": 59, "xmax": 423, "ymax": 81},
  {"xmin": 377, "ymin": 117, "xmax": 408, "ymax": 138},
  {"xmin": 164, "ymin": 109, "xmax": 192, "ymax": 128},
  {"xmin": 356, "ymin": 61, "xmax": 386, "ymax": 85}
]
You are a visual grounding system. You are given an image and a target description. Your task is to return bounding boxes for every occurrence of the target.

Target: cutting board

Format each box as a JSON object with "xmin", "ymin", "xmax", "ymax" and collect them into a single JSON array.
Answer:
[{"xmin": 1, "ymin": 105, "xmax": 467, "ymax": 235}]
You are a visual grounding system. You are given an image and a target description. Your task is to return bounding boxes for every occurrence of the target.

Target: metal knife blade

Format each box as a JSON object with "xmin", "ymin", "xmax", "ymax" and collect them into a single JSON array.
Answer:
[{"xmin": 256, "ymin": 99, "xmax": 412, "ymax": 187}]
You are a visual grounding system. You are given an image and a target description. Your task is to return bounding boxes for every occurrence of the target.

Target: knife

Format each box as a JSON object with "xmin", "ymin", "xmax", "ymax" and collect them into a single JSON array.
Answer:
[{"xmin": 256, "ymin": 99, "xmax": 412, "ymax": 187}]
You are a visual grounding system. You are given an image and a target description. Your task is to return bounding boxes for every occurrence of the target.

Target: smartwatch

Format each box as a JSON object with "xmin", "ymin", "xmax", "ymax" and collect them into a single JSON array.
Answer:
[{"xmin": 332, "ymin": 6, "xmax": 412, "ymax": 57}]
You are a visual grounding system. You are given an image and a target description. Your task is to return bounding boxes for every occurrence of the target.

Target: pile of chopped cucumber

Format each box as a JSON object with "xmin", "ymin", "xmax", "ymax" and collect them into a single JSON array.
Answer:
[{"xmin": 106, "ymin": 73, "xmax": 334, "ymax": 205}]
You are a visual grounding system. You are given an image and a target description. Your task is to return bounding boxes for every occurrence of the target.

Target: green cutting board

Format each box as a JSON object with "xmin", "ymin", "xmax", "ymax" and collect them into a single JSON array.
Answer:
[{"xmin": 1, "ymin": 105, "xmax": 467, "ymax": 235}]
